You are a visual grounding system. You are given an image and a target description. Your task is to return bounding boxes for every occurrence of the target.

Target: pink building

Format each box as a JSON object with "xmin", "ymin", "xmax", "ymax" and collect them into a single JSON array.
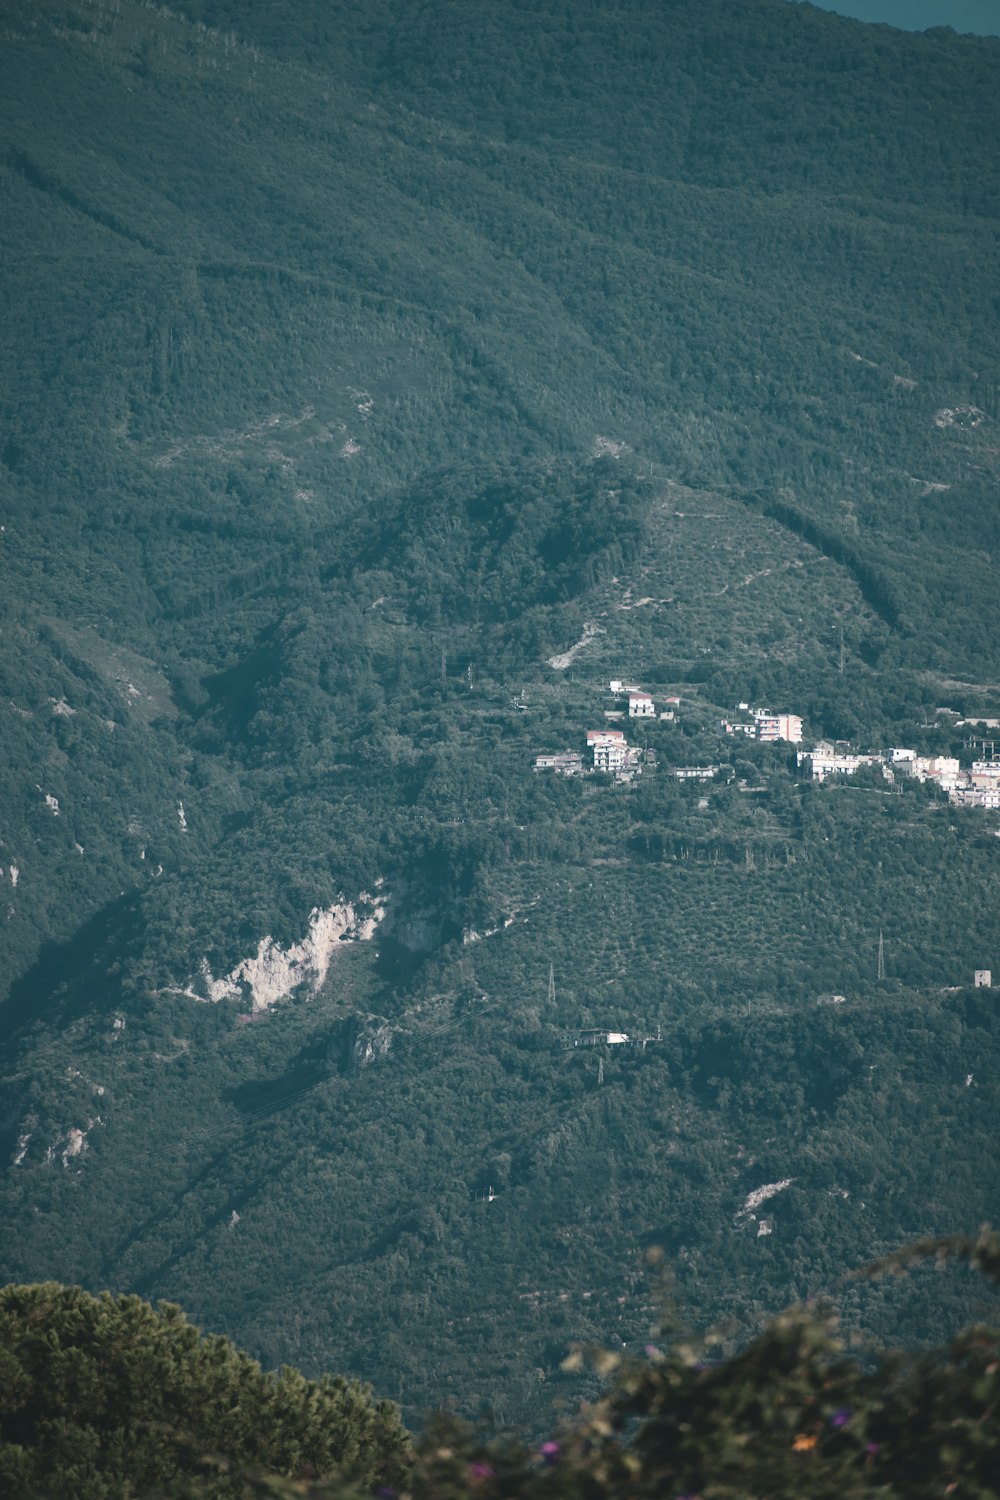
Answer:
[{"xmin": 753, "ymin": 710, "xmax": 803, "ymax": 743}]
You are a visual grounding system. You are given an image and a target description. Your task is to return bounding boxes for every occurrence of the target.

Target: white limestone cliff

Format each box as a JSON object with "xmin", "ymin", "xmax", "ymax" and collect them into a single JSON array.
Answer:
[
  {"xmin": 737, "ymin": 1179, "xmax": 794, "ymax": 1219},
  {"xmin": 183, "ymin": 893, "xmax": 387, "ymax": 1013}
]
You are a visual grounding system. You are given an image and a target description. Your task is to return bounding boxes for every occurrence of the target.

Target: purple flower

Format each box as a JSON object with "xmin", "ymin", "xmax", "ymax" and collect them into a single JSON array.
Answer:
[
  {"xmin": 830, "ymin": 1407, "xmax": 852, "ymax": 1428},
  {"xmin": 540, "ymin": 1441, "xmax": 561, "ymax": 1464},
  {"xmin": 866, "ymin": 1442, "xmax": 881, "ymax": 1456},
  {"xmin": 469, "ymin": 1461, "xmax": 494, "ymax": 1480}
]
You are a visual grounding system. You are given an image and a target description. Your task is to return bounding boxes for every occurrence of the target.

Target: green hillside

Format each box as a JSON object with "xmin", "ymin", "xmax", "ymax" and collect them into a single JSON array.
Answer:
[{"xmin": 1, "ymin": 0, "xmax": 999, "ymax": 1428}]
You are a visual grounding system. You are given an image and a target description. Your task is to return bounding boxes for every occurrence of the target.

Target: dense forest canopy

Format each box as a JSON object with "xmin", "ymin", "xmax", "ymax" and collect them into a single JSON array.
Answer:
[{"xmin": 0, "ymin": 0, "xmax": 998, "ymax": 1436}]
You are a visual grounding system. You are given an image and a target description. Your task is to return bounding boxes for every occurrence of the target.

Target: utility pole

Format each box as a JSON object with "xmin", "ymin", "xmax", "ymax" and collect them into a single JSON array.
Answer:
[
  {"xmin": 839, "ymin": 626, "xmax": 845, "ymax": 676},
  {"xmin": 877, "ymin": 929, "xmax": 886, "ymax": 982},
  {"xmin": 597, "ymin": 1057, "xmax": 604, "ymax": 1086},
  {"xmin": 547, "ymin": 963, "xmax": 556, "ymax": 1008},
  {"xmin": 440, "ymin": 647, "xmax": 447, "ymax": 683}
]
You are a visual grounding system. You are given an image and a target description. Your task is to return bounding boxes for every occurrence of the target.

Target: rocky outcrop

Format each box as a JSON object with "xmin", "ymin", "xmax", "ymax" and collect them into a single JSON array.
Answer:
[
  {"xmin": 352, "ymin": 1021, "xmax": 394, "ymax": 1069},
  {"xmin": 184, "ymin": 894, "xmax": 387, "ymax": 1013},
  {"xmin": 378, "ymin": 875, "xmax": 465, "ymax": 955},
  {"xmin": 326, "ymin": 1015, "xmax": 395, "ymax": 1074},
  {"xmin": 45, "ymin": 1120, "xmax": 101, "ymax": 1167}
]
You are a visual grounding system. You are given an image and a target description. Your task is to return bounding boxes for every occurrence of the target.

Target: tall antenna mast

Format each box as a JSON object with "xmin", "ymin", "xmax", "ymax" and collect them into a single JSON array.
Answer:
[{"xmin": 877, "ymin": 929, "xmax": 885, "ymax": 982}]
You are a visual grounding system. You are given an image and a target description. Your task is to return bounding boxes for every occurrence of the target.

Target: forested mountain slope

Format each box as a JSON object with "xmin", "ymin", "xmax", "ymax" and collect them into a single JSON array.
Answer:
[{"xmin": 1, "ymin": 0, "xmax": 998, "ymax": 1426}]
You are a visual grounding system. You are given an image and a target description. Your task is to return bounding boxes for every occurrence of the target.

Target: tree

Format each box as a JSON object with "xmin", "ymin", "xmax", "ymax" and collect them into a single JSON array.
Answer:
[{"xmin": 0, "ymin": 1283, "xmax": 410, "ymax": 1499}]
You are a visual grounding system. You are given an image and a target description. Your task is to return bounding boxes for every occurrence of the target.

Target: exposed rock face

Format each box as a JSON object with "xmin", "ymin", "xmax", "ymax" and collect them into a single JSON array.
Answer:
[
  {"xmin": 389, "ymin": 907, "xmax": 444, "ymax": 954},
  {"xmin": 352, "ymin": 1021, "xmax": 394, "ymax": 1068},
  {"xmin": 44, "ymin": 1121, "xmax": 100, "ymax": 1167},
  {"xmin": 186, "ymin": 895, "xmax": 387, "ymax": 1012},
  {"xmin": 737, "ymin": 1179, "xmax": 794, "ymax": 1219},
  {"xmin": 326, "ymin": 1015, "xmax": 394, "ymax": 1073},
  {"xmin": 379, "ymin": 875, "xmax": 465, "ymax": 954}
]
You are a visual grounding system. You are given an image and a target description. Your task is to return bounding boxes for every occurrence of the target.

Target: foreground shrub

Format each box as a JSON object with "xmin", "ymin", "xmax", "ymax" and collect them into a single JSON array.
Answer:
[{"xmin": 0, "ymin": 1282, "xmax": 409, "ymax": 1498}]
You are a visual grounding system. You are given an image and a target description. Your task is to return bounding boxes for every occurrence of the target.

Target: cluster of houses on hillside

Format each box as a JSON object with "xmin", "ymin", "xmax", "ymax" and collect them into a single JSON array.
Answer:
[
  {"xmin": 534, "ymin": 726, "xmax": 646, "ymax": 781},
  {"xmin": 722, "ymin": 704, "xmax": 803, "ymax": 743},
  {"xmin": 719, "ymin": 705, "xmax": 1000, "ymax": 809},
  {"xmin": 797, "ymin": 743, "xmax": 1000, "ymax": 809},
  {"xmin": 535, "ymin": 685, "xmax": 807, "ymax": 783},
  {"xmin": 533, "ymin": 679, "xmax": 1000, "ymax": 812},
  {"xmin": 535, "ymin": 679, "xmax": 680, "ymax": 782},
  {"xmin": 606, "ymin": 679, "xmax": 682, "ymax": 722}
]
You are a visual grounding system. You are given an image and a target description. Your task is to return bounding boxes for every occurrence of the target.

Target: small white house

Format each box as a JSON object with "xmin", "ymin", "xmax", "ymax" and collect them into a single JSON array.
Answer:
[{"xmin": 628, "ymin": 693, "xmax": 655, "ymax": 718}]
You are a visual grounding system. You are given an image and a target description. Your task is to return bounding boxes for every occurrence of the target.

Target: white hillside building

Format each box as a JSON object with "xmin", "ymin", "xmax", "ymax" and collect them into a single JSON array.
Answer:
[{"xmin": 593, "ymin": 739, "xmax": 627, "ymax": 771}]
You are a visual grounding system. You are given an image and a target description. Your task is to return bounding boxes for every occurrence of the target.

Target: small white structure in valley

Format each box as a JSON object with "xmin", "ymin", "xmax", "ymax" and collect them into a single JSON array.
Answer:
[{"xmin": 562, "ymin": 1029, "xmax": 631, "ymax": 1048}]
